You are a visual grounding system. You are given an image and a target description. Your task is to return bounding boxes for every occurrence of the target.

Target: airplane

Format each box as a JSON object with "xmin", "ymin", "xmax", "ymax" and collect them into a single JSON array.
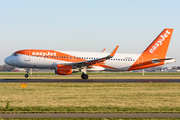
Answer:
[{"xmin": 4, "ymin": 28, "xmax": 176, "ymax": 79}]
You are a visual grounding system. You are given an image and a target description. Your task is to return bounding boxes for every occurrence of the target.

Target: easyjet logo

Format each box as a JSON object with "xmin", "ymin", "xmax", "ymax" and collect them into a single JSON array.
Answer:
[
  {"xmin": 32, "ymin": 52, "xmax": 57, "ymax": 56},
  {"xmin": 149, "ymin": 30, "xmax": 171, "ymax": 53}
]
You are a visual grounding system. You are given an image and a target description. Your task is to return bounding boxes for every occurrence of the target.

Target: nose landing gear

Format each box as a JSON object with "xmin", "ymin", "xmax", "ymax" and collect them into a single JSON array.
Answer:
[
  {"xmin": 25, "ymin": 68, "xmax": 29, "ymax": 78},
  {"xmin": 25, "ymin": 74, "xmax": 29, "ymax": 78}
]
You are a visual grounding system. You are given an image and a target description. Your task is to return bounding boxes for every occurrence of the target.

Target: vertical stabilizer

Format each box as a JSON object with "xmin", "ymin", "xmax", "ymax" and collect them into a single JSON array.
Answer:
[
  {"xmin": 143, "ymin": 28, "xmax": 173, "ymax": 58},
  {"xmin": 128, "ymin": 28, "xmax": 173, "ymax": 70}
]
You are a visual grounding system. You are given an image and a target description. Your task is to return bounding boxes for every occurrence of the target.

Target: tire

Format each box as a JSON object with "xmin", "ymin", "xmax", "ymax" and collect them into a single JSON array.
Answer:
[
  {"xmin": 83, "ymin": 74, "xmax": 88, "ymax": 79},
  {"xmin": 25, "ymin": 74, "xmax": 29, "ymax": 78},
  {"xmin": 81, "ymin": 74, "xmax": 84, "ymax": 79},
  {"xmin": 81, "ymin": 74, "xmax": 88, "ymax": 80}
]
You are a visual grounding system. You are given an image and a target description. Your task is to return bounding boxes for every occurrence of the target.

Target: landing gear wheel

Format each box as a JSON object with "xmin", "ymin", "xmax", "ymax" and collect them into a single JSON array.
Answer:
[
  {"xmin": 81, "ymin": 74, "xmax": 88, "ymax": 80},
  {"xmin": 25, "ymin": 74, "xmax": 29, "ymax": 78}
]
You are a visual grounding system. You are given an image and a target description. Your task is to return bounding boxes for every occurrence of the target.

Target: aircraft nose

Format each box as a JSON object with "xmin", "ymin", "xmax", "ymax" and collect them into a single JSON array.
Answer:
[{"xmin": 4, "ymin": 57, "xmax": 10, "ymax": 65}]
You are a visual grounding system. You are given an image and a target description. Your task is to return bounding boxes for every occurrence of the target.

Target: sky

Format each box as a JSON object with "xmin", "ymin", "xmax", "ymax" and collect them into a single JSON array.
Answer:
[{"xmin": 0, "ymin": 0, "xmax": 180, "ymax": 67}]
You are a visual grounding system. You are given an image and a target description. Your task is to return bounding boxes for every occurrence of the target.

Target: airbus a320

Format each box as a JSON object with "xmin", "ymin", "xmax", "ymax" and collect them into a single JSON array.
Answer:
[{"xmin": 4, "ymin": 28, "xmax": 176, "ymax": 79}]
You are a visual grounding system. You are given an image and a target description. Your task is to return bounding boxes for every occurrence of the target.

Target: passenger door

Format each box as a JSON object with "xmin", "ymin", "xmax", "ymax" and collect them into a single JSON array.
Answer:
[{"xmin": 25, "ymin": 51, "xmax": 30, "ymax": 61}]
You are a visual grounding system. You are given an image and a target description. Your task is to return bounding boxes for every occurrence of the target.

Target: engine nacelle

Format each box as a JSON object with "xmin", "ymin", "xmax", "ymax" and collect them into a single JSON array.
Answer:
[{"xmin": 55, "ymin": 65, "xmax": 72, "ymax": 75}]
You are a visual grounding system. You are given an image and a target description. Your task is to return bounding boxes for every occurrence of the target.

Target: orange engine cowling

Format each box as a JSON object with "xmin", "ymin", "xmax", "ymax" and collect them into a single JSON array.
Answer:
[{"xmin": 55, "ymin": 65, "xmax": 72, "ymax": 75}]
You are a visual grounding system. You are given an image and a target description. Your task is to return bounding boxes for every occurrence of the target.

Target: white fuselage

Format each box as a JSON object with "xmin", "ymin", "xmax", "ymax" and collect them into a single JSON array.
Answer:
[{"xmin": 5, "ymin": 51, "xmax": 141, "ymax": 71}]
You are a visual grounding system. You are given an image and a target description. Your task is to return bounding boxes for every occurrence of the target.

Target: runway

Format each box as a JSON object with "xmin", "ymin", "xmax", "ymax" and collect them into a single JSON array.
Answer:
[
  {"xmin": 0, "ymin": 79, "xmax": 180, "ymax": 82},
  {"xmin": 1, "ymin": 113, "xmax": 180, "ymax": 118}
]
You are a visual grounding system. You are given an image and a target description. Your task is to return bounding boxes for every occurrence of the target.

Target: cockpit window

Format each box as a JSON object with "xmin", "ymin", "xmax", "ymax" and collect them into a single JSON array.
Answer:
[{"xmin": 11, "ymin": 53, "xmax": 18, "ymax": 56}]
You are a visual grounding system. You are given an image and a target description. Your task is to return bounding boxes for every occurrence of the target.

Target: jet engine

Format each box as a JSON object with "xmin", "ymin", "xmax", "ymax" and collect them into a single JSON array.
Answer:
[{"xmin": 55, "ymin": 65, "xmax": 72, "ymax": 75}]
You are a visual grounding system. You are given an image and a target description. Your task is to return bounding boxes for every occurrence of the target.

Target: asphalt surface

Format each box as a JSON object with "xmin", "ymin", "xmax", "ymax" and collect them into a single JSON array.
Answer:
[
  {"xmin": 1, "ymin": 113, "xmax": 180, "ymax": 118},
  {"xmin": 0, "ymin": 79, "xmax": 180, "ymax": 82}
]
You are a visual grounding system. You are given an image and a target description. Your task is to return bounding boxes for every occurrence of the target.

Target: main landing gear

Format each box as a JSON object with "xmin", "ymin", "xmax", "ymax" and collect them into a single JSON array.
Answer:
[{"xmin": 81, "ymin": 68, "xmax": 88, "ymax": 80}]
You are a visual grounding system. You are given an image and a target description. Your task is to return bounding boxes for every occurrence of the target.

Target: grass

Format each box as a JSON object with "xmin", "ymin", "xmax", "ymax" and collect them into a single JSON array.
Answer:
[{"xmin": 0, "ymin": 83, "xmax": 180, "ymax": 113}]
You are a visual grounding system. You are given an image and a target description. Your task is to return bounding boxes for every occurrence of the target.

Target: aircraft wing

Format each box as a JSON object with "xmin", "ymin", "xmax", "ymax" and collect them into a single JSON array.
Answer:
[{"xmin": 69, "ymin": 45, "xmax": 119, "ymax": 67}]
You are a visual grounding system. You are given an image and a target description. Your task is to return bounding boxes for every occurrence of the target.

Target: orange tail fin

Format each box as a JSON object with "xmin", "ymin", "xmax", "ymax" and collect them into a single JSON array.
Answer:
[
  {"xmin": 144, "ymin": 28, "xmax": 173, "ymax": 58},
  {"xmin": 128, "ymin": 28, "xmax": 173, "ymax": 71}
]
